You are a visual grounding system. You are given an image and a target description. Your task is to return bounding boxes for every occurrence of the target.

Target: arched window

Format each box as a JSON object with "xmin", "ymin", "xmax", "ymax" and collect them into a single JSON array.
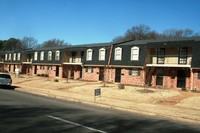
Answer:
[
  {"xmin": 34, "ymin": 52, "xmax": 38, "ymax": 61},
  {"xmin": 17, "ymin": 53, "xmax": 21, "ymax": 61},
  {"xmin": 40, "ymin": 51, "xmax": 44, "ymax": 61},
  {"xmin": 13, "ymin": 53, "xmax": 16, "ymax": 61},
  {"xmin": 55, "ymin": 50, "xmax": 60, "ymax": 61},
  {"xmin": 114, "ymin": 47, "xmax": 122, "ymax": 60},
  {"xmin": 48, "ymin": 51, "xmax": 52, "ymax": 61},
  {"xmin": 86, "ymin": 49, "xmax": 93, "ymax": 61},
  {"xmin": 99, "ymin": 48, "xmax": 106, "ymax": 61},
  {"xmin": 131, "ymin": 46, "xmax": 139, "ymax": 61}
]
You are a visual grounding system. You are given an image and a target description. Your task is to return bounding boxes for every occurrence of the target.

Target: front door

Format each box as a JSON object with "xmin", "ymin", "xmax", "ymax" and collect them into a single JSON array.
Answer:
[
  {"xmin": 115, "ymin": 68, "xmax": 121, "ymax": 83},
  {"xmin": 56, "ymin": 66, "xmax": 59, "ymax": 77},
  {"xmin": 177, "ymin": 70, "xmax": 186, "ymax": 88},
  {"xmin": 34, "ymin": 65, "xmax": 37, "ymax": 74},
  {"xmin": 99, "ymin": 67, "xmax": 104, "ymax": 81},
  {"xmin": 70, "ymin": 67, "xmax": 74, "ymax": 79}
]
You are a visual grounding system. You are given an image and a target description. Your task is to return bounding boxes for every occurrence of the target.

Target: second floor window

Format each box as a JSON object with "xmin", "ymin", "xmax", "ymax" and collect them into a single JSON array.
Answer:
[
  {"xmin": 114, "ymin": 47, "xmax": 122, "ymax": 60},
  {"xmin": 179, "ymin": 47, "xmax": 187, "ymax": 64},
  {"xmin": 13, "ymin": 53, "xmax": 16, "ymax": 61},
  {"xmin": 17, "ymin": 53, "xmax": 20, "ymax": 61},
  {"xmin": 5, "ymin": 54, "xmax": 8, "ymax": 61},
  {"xmin": 40, "ymin": 51, "xmax": 44, "ymax": 61},
  {"xmin": 157, "ymin": 48, "xmax": 165, "ymax": 64},
  {"xmin": 8, "ymin": 54, "xmax": 12, "ymax": 60},
  {"xmin": 48, "ymin": 51, "xmax": 52, "ymax": 61},
  {"xmin": 34, "ymin": 52, "xmax": 38, "ymax": 61},
  {"xmin": 86, "ymin": 49, "xmax": 92, "ymax": 61},
  {"xmin": 99, "ymin": 48, "xmax": 106, "ymax": 61},
  {"xmin": 55, "ymin": 51, "xmax": 60, "ymax": 61},
  {"xmin": 131, "ymin": 46, "xmax": 139, "ymax": 61}
]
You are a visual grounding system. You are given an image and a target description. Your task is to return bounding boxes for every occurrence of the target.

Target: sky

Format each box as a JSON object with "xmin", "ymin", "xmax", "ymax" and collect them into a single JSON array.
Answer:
[{"xmin": 0, "ymin": 0, "xmax": 200, "ymax": 45}]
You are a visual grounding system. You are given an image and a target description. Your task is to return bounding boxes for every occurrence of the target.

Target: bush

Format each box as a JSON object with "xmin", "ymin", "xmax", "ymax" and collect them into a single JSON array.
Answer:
[
  {"xmin": 43, "ymin": 74, "xmax": 48, "ymax": 77},
  {"xmin": 54, "ymin": 79, "xmax": 59, "ymax": 82},
  {"xmin": 118, "ymin": 84, "xmax": 125, "ymax": 89},
  {"xmin": 36, "ymin": 74, "xmax": 41, "ymax": 76}
]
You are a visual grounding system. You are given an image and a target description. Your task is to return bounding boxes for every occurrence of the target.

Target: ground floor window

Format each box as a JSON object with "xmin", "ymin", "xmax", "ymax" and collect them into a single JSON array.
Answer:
[
  {"xmin": 85, "ymin": 67, "xmax": 93, "ymax": 73},
  {"xmin": 198, "ymin": 71, "xmax": 200, "ymax": 79},
  {"xmin": 129, "ymin": 68, "xmax": 140, "ymax": 76}
]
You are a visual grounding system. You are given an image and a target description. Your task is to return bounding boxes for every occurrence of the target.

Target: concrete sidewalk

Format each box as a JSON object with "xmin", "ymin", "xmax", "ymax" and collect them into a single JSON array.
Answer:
[{"xmin": 12, "ymin": 75, "xmax": 200, "ymax": 124}]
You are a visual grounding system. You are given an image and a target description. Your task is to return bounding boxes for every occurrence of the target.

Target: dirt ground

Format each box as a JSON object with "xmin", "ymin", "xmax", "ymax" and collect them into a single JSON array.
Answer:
[{"xmin": 12, "ymin": 74, "xmax": 200, "ymax": 123}]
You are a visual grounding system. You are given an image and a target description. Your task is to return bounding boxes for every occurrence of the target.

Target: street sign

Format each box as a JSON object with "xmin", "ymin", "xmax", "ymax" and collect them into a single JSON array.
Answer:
[{"xmin": 94, "ymin": 88, "xmax": 101, "ymax": 102}]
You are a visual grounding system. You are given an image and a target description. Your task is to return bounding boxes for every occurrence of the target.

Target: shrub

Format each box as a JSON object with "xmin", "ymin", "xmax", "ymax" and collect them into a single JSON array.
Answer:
[
  {"xmin": 36, "ymin": 74, "xmax": 41, "ymax": 76},
  {"xmin": 118, "ymin": 84, "xmax": 125, "ymax": 89},
  {"xmin": 54, "ymin": 78, "xmax": 59, "ymax": 82},
  {"xmin": 43, "ymin": 74, "xmax": 49, "ymax": 77}
]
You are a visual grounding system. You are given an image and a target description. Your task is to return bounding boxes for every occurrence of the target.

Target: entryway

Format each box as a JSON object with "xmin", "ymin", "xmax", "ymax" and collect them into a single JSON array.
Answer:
[
  {"xmin": 99, "ymin": 67, "xmax": 104, "ymax": 81},
  {"xmin": 177, "ymin": 70, "xmax": 186, "ymax": 88},
  {"xmin": 115, "ymin": 68, "xmax": 121, "ymax": 83}
]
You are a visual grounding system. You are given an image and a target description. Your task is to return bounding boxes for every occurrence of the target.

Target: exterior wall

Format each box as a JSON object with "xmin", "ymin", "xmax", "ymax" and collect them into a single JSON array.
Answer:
[
  {"xmin": 62, "ymin": 65, "xmax": 82, "ymax": 79},
  {"xmin": 149, "ymin": 67, "xmax": 191, "ymax": 90},
  {"xmin": 193, "ymin": 70, "xmax": 200, "ymax": 91},
  {"xmin": 82, "ymin": 67, "xmax": 99, "ymax": 81},
  {"xmin": 121, "ymin": 68, "xmax": 144, "ymax": 86}
]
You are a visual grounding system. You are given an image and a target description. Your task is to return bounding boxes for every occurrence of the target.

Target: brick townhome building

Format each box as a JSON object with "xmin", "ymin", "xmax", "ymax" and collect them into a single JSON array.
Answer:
[{"xmin": 1, "ymin": 37, "xmax": 200, "ymax": 91}]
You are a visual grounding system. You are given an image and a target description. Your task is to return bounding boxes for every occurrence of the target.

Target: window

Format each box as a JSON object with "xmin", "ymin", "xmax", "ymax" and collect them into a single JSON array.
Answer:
[
  {"xmin": 131, "ymin": 46, "xmax": 139, "ymax": 61},
  {"xmin": 86, "ymin": 49, "xmax": 93, "ymax": 61},
  {"xmin": 129, "ymin": 68, "xmax": 140, "ymax": 76},
  {"xmin": 99, "ymin": 48, "xmax": 106, "ymax": 61},
  {"xmin": 13, "ymin": 53, "xmax": 16, "ymax": 61},
  {"xmin": 157, "ymin": 48, "xmax": 165, "ymax": 64},
  {"xmin": 114, "ymin": 47, "xmax": 122, "ymax": 60},
  {"xmin": 40, "ymin": 51, "xmax": 44, "ymax": 61},
  {"xmin": 198, "ymin": 71, "xmax": 200, "ymax": 79},
  {"xmin": 8, "ymin": 54, "xmax": 12, "ymax": 60},
  {"xmin": 85, "ymin": 67, "xmax": 93, "ymax": 73},
  {"xmin": 40, "ymin": 65, "xmax": 45, "ymax": 70},
  {"xmin": 17, "ymin": 53, "xmax": 20, "ymax": 61},
  {"xmin": 5, "ymin": 54, "xmax": 8, "ymax": 61},
  {"xmin": 34, "ymin": 52, "xmax": 38, "ymax": 61},
  {"xmin": 48, "ymin": 51, "xmax": 52, "ymax": 61},
  {"xmin": 179, "ymin": 47, "xmax": 187, "ymax": 64},
  {"xmin": 47, "ymin": 66, "xmax": 52, "ymax": 70},
  {"xmin": 55, "ymin": 51, "xmax": 60, "ymax": 61}
]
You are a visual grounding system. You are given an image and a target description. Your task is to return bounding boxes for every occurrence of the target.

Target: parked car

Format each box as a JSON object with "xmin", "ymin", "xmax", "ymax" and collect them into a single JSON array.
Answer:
[{"xmin": 0, "ymin": 73, "xmax": 12, "ymax": 86}]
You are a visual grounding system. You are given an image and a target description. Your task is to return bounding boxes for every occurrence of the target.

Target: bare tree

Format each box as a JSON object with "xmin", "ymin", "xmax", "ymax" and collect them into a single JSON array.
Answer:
[
  {"xmin": 41, "ymin": 39, "xmax": 70, "ymax": 48},
  {"xmin": 162, "ymin": 28, "xmax": 194, "ymax": 38},
  {"xmin": 21, "ymin": 37, "xmax": 38, "ymax": 49}
]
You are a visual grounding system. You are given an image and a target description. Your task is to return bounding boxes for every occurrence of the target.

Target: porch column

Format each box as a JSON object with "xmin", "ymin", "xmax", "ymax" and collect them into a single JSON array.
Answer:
[{"xmin": 190, "ymin": 68, "xmax": 194, "ymax": 91}]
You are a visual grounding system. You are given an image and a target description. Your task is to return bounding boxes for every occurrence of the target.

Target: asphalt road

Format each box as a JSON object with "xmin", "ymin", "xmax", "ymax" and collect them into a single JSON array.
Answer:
[{"xmin": 0, "ymin": 88, "xmax": 200, "ymax": 133}]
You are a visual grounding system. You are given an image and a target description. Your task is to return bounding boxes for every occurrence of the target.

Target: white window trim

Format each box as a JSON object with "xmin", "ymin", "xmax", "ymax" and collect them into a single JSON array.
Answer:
[
  {"xmin": 13, "ymin": 53, "xmax": 16, "ymax": 61},
  {"xmin": 8, "ymin": 54, "xmax": 12, "ymax": 60},
  {"xmin": 55, "ymin": 50, "xmax": 60, "ymax": 61},
  {"xmin": 40, "ymin": 51, "xmax": 44, "ymax": 61},
  {"xmin": 131, "ymin": 46, "xmax": 139, "ymax": 61},
  {"xmin": 114, "ymin": 47, "xmax": 122, "ymax": 60},
  {"xmin": 17, "ymin": 53, "xmax": 20, "ymax": 61},
  {"xmin": 48, "ymin": 51, "xmax": 52, "ymax": 61},
  {"xmin": 34, "ymin": 52, "xmax": 38, "ymax": 61},
  {"xmin": 99, "ymin": 48, "xmax": 106, "ymax": 61},
  {"xmin": 86, "ymin": 49, "xmax": 93, "ymax": 61},
  {"xmin": 5, "ymin": 54, "xmax": 8, "ymax": 61}
]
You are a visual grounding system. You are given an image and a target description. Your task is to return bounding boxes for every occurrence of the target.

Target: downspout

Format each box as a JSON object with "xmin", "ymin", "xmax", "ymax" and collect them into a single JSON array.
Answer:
[{"xmin": 107, "ymin": 44, "xmax": 114, "ymax": 82}]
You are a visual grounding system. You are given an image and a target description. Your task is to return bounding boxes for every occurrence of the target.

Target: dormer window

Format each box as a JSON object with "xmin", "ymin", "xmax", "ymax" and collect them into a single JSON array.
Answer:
[
  {"xmin": 55, "ymin": 51, "xmax": 60, "ymax": 61},
  {"xmin": 48, "ymin": 51, "xmax": 52, "ymax": 61},
  {"xmin": 40, "ymin": 51, "xmax": 44, "ymax": 61},
  {"xmin": 5, "ymin": 54, "xmax": 8, "ymax": 61},
  {"xmin": 17, "ymin": 53, "xmax": 20, "ymax": 61},
  {"xmin": 131, "ymin": 46, "xmax": 139, "ymax": 61},
  {"xmin": 34, "ymin": 52, "xmax": 38, "ymax": 61},
  {"xmin": 8, "ymin": 54, "xmax": 12, "ymax": 60},
  {"xmin": 86, "ymin": 49, "xmax": 93, "ymax": 61},
  {"xmin": 99, "ymin": 48, "xmax": 106, "ymax": 61},
  {"xmin": 13, "ymin": 53, "xmax": 16, "ymax": 61},
  {"xmin": 114, "ymin": 47, "xmax": 122, "ymax": 60}
]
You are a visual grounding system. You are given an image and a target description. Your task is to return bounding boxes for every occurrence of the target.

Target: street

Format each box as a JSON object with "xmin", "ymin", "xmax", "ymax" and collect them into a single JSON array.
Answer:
[{"xmin": 0, "ymin": 88, "xmax": 200, "ymax": 133}]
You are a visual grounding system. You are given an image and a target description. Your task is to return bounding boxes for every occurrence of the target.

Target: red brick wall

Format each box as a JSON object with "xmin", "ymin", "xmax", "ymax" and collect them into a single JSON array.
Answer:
[
  {"xmin": 120, "ymin": 68, "xmax": 144, "ymax": 86},
  {"xmin": 150, "ymin": 68, "xmax": 191, "ymax": 89},
  {"xmin": 193, "ymin": 70, "xmax": 200, "ymax": 90},
  {"xmin": 83, "ymin": 67, "xmax": 99, "ymax": 81}
]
